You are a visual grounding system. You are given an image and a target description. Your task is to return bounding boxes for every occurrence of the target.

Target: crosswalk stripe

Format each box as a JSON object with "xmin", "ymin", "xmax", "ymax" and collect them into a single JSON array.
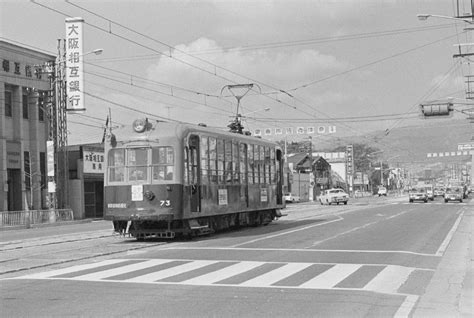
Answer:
[
  {"xmin": 299, "ymin": 264, "xmax": 362, "ymax": 289},
  {"xmin": 19, "ymin": 259, "xmax": 128, "ymax": 279},
  {"xmin": 182, "ymin": 261, "xmax": 263, "ymax": 285},
  {"xmin": 124, "ymin": 260, "xmax": 218, "ymax": 283},
  {"xmin": 363, "ymin": 265, "xmax": 414, "ymax": 294},
  {"xmin": 239, "ymin": 262, "xmax": 312, "ymax": 287},
  {"xmin": 72, "ymin": 259, "xmax": 173, "ymax": 281}
]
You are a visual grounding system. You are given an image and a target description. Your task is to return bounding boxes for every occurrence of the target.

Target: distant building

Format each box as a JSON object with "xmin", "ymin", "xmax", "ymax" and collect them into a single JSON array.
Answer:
[
  {"xmin": 1, "ymin": 40, "xmax": 55, "ymax": 211},
  {"xmin": 285, "ymin": 153, "xmax": 332, "ymax": 201}
]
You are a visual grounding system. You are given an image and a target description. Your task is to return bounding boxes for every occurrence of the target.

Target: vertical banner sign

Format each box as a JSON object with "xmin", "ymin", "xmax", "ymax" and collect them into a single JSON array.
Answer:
[
  {"xmin": 47, "ymin": 141, "xmax": 55, "ymax": 177},
  {"xmin": 65, "ymin": 17, "xmax": 85, "ymax": 112}
]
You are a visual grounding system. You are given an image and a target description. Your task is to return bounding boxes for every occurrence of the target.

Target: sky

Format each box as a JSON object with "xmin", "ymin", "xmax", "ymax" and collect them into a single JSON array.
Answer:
[{"xmin": 1, "ymin": 0, "xmax": 473, "ymax": 148}]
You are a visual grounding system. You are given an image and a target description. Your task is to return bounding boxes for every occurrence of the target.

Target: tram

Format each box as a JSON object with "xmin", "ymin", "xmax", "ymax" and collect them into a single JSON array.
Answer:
[{"xmin": 104, "ymin": 118, "xmax": 285, "ymax": 239}]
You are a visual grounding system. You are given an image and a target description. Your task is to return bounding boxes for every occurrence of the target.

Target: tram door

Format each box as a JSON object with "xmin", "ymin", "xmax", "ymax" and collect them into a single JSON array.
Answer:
[{"xmin": 188, "ymin": 135, "xmax": 201, "ymax": 212}]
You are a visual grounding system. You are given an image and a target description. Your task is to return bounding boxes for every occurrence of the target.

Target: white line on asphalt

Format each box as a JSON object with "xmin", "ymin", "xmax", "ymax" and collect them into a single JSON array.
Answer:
[
  {"xmin": 299, "ymin": 264, "xmax": 361, "ymax": 289},
  {"xmin": 239, "ymin": 262, "xmax": 312, "ymax": 287},
  {"xmin": 435, "ymin": 208, "xmax": 466, "ymax": 256},
  {"xmin": 363, "ymin": 265, "xmax": 414, "ymax": 294},
  {"xmin": 393, "ymin": 295, "xmax": 419, "ymax": 318},
  {"xmin": 310, "ymin": 209, "xmax": 412, "ymax": 247},
  {"xmin": 17, "ymin": 259, "xmax": 128, "ymax": 279},
  {"xmin": 230, "ymin": 216, "xmax": 344, "ymax": 247},
  {"xmin": 170, "ymin": 246, "xmax": 439, "ymax": 258}
]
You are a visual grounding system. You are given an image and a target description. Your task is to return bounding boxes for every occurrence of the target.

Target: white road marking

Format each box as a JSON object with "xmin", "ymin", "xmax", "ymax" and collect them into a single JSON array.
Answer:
[
  {"xmin": 72, "ymin": 259, "xmax": 172, "ymax": 280},
  {"xmin": 124, "ymin": 260, "xmax": 217, "ymax": 283},
  {"xmin": 363, "ymin": 265, "xmax": 414, "ymax": 294},
  {"xmin": 435, "ymin": 208, "xmax": 466, "ymax": 256},
  {"xmin": 239, "ymin": 262, "xmax": 312, "ymax": 287},
  {"xmin": 394, "ymin": 295, "xmax": 419, "ymax": 318},
  {"xmin": 231, "ymin": 216, "xmax": 343, "ymax": 247},
  {"xmin": 182, "ymin": 261, "xmax": 264, "ymax": 285},
  {"xmin": 299, "ymin": 264, "xmax": 361, "ymax": 289},
  {"xmin": 18, "ymin": 259, "xmax": 128, "ymax": 279},
  {"xmin": 170, "ymin": 246, "xmax": 439, "ymax": 258},
  {"xmin": 311, "ymin": 209, "xmax": 412, "ymax": 246}
]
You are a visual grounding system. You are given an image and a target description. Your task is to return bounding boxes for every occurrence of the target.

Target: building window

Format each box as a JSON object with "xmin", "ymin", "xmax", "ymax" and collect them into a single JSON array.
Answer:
[
  {"xmin": 2, "ymin": 59, "xmax": 10, "ymax": 72},
  {"xmin": 5, "ymin": 91, "xmax": 12, "ymax": 117},
  {"xmin": 14, "ymin": 62, "xmax": 20, "ymax": 75},
  {"xmin": 25, "ymin": 65, "xmax": 32, "ymax": 77},
  {"xmin": 22, "ymin": 94, "xmax": 29, "ymax": 119}
]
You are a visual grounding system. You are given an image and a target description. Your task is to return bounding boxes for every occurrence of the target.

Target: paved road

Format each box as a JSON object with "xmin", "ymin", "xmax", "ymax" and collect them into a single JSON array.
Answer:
[{"xmin": 1, "ymin": 197, "xmax": 471, "ymax": 317}]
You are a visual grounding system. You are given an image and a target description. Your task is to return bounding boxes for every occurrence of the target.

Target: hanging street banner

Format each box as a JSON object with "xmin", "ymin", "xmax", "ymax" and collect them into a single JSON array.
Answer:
[
  {"xmin": 253, "ymin": 125, "xmax": 336, "ymax": 137},
  {"xmin": 65, "ymin": 17, "xmax": 85, "ymax": 113}
]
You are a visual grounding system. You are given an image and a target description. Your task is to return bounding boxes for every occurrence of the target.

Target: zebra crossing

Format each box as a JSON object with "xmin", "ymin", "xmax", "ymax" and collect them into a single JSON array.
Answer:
[{"xmin": 16, "ymin": 258, "xmax": 432, "ymax": 296}]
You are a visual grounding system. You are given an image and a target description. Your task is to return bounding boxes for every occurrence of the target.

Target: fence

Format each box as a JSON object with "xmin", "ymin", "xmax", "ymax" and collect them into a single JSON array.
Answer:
[{"xmin": 0, "ymin": 209, "xmax": 74, "ymax": 227}]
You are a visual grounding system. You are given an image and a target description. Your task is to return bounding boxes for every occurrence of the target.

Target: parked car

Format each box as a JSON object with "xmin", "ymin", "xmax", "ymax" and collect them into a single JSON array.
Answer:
[
  {"xmin": 377, "ymin": 186, "xmax": 387, "ymax": 196},
  {"xmin": 444, "ymin": 186, "xmax": 463, "ymax": 203},
  {"xmin": 283, "ymin": 193, "xmax": 300, "ymax": 203},
  {"xmin": 408, "ymin": 187, "xmax": 428, "ymax": 203},
  {"xmin": 318, "ymin": 188, "xmax": 349, "ymax": 205}
]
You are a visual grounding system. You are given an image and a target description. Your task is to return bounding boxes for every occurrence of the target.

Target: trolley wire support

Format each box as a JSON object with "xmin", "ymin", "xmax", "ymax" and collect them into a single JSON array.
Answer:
[{"xmin": 221, "ymin": 83, "xmax": 261, "ymax": 134}]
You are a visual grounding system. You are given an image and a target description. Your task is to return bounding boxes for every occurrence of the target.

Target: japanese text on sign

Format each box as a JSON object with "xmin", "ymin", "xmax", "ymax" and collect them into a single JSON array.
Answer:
[{"xmin": 65, "ymin": 17, "xmax": 85, "ymax": 112}]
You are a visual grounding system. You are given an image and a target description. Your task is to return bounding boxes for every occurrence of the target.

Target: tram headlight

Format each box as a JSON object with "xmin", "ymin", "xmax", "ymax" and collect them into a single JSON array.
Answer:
[
  {"xmin": 133, "ymin": 118, "xmax": 148, "ymax": 133},
  {"xmin": 144, "ymin": 190, "xmax": 155, "ymax": 201}
]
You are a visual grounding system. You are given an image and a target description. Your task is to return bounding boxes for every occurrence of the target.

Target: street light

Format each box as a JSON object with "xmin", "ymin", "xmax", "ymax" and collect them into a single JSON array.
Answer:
[{"xmin": 417, "ymin": 13, "xmax": 473, "ymax": 24}]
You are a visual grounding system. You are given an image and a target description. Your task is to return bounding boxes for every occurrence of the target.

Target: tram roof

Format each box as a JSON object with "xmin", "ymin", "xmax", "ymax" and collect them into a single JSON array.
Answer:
[{"xmin": 114, "ymin": 119, "xmax": 279, "ymax": 146}]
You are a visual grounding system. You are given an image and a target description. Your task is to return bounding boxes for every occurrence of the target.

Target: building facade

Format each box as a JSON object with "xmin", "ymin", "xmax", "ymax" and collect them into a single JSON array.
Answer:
[{"xmin": 1, "ymin": 40, "xmax": 55, "ymax": 211}]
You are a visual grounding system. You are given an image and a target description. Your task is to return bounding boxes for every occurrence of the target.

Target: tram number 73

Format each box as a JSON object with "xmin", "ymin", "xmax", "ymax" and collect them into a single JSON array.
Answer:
[{"xmin": 160, "ymin": 200, "xmax": 171, "ymax": 207}]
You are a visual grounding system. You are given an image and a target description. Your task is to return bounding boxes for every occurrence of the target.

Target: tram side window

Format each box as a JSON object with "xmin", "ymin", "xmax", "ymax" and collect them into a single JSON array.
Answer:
[
  {"xmin": 248, "ymin": 144, "xmax": 254, "ymax": 184},
  {"xmin": 128, "ymin": 148, "xmax": 148, "ymax": 181},
  {"xmin": 217, "ymin": 139, "xmax": 224, "ymax": 183},
  {"xmin": 240, "ymin": 143, "xmax": 247, "ymax": 183},
  {"xmin": 209, "ymin": 137, "xmax": 217, "ymax": 184},
  {"xmin": 233, "ymin": 141, "xmax": 239, "ymax": 182},
  {"xmin": 270, "ymin": 148, "xmax": 276, "ymax": 183},
  {"xmin": 108, "ymin": 149, "xmax": 125, "ymax": 182},
  {"xmin": 152, "ymin": 147, "xmax": 174, "ymax": 181},
  {"xmin": 200, "ymin": 137, "xmax": 209, "ymax": 184},
  {"xmin": 259, "ymin": 146, "xmax": 265, "ymax": 184},
  {"xmin": 224, "ymin": 140, "xmax": 232, "ymax": 183},
  {"xmin": 264, "ymin": 147, "xmax": 270, "ymax": 184}
]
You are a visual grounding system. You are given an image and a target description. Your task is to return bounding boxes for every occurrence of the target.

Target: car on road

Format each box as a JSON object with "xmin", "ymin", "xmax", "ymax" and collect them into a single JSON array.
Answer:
[
  {"xmin": 377, "ymin": 186, "xmax": 387, "ymax": 197},
  {"xmin": 318, "ymin": 188, "xmax": 349, "ymax": 205},
  {"xmin": 434, "ymin": 187, "xmax": 445, "ymax": 197},
  {"xmin": 444, "ymin": 186, "xmax": 464, "ymax": 203},
  {"xmin": 408, "ymin": 187, "xmax": 428, "ymax": 203},
  {"xmin": 283, "ymin": 193, "xmax": 300, "ymax": 203}
]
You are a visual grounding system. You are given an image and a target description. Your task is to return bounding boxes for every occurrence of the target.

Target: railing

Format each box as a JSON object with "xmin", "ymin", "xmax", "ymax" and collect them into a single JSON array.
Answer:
[{"xmin": 0, "ymin": 209, "xmax": 74, "ymax": 227}]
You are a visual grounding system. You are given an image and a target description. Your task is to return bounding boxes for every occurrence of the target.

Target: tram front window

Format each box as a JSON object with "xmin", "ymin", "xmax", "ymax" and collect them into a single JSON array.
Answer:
[
  {"xmin": 128, "ymin": 148, "xmax": 148, "ymax": 182},
  {"xmin": 152, "ymin": 147, "xmax": 174, "ymax": 181}
]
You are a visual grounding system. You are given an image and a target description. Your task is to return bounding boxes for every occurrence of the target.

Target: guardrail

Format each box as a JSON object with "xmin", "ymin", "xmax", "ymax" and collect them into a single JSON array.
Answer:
[{"xmin": 0, "ymin": 209, "xmax": 74, "ymax": 227}]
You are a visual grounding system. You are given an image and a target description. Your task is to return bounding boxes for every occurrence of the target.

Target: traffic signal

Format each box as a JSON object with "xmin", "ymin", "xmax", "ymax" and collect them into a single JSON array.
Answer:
[{"xmin": 420, "ymin": 103, "xmax": 453, "ymax": 117}]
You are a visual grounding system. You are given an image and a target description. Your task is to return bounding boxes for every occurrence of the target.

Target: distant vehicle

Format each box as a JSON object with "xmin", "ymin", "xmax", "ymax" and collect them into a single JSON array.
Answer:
[
  {"xmin": 444, "ymin": 186, "xmax": 464, "ymax": 203},
  {"xmin": 434, "ymin": 187, "xmax": 445, "ymax": 197},
  {"xmin": 408, "ymin": 187, "xmax": 428, "ymax": 203},
  {"xmin": 377, "ymin": 186, "xmax": 387, "ymax": 197},
  {"xmin": 318, "ymin": 188, "xmax": 349, "ymax": 205},
  {"xmin": 425, "ymin": 185, "xmax": 434, "ymax": 201},
  {"xmin": 283, "ymin": 193, "xmax": 300, "ymax": 203}
]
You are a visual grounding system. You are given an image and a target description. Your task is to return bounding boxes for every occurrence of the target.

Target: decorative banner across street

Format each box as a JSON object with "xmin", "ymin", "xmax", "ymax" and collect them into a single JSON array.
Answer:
[
  {"xmin": 65, "ymin": 17, "xmax": 85, "ymax": 112},
  {"xmin": 253, "ymin": 125, "xmax": 336, "ymax": 136}
]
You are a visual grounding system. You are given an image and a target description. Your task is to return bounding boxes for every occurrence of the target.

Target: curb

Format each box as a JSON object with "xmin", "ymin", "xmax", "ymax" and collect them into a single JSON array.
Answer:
[{"xmin": 0, "ymin": 219, "xmax": 94, "ymax": 231}]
